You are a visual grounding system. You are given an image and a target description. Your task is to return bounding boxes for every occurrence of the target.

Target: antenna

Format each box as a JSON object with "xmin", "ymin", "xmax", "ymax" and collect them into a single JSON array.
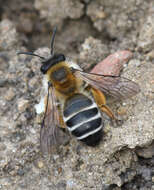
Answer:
[
  {"xmin": 17, "ymin": 51, "xmax": 45, "ymax": 60},
  {"xmin": 17, "ymin": 27, "xmax": 57, "ymax": 60},
  {"xmin": 50, "ymin": 27, "xmax": 57, "ymax": 55}
]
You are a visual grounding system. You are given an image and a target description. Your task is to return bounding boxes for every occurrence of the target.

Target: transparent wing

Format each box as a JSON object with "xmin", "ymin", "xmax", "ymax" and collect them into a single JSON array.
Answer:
[
  {"xmin": 40, "ymin": 85, "xmax": 63, "ymax": 154},
  {"xmin": 74, "ymin": 69, "xmax": 140, "ymax": 100}
]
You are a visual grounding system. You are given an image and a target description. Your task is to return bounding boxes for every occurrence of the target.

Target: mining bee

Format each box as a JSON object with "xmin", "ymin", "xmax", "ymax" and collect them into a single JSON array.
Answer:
[{"xmin": 18, "ymin": 28, "xmax": 140, "ymax": 154}]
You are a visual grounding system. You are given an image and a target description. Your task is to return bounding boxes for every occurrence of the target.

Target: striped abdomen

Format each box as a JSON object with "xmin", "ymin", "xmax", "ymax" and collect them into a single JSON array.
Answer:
[{"xmin": 63, "ymin": 94, "xmax": 103, "ymax": 146}]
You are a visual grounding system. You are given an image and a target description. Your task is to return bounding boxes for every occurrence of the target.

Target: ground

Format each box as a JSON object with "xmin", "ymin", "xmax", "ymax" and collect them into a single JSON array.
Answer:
[{"xmin": 0, "ymin": 0, "xmax": 154, "ymax": 190}]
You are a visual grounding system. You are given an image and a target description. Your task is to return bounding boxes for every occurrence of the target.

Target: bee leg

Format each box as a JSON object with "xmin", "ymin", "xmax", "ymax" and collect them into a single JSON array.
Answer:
[
  {"xmin": 91, "ymin": 88, "xmax": 120, "ymax": 125},
  {"xmin": 100, "ymin": 104, "xmax": 115, "ymax": 120},
  {"xmin": 59, "ymin": 114, "xmax": 66, "ymax": 128}
]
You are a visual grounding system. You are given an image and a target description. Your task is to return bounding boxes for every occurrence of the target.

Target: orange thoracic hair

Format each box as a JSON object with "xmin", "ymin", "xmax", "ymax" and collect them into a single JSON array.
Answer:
[{"xmin": 46, "ymin": 61, "xmax": 81, "ymax": 96}]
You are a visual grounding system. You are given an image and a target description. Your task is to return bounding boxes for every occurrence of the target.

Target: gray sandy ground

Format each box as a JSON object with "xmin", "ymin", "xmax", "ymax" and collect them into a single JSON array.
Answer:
[{"xmin": 0, "ymin": 0, "xmax": 154, "ymax": 190}]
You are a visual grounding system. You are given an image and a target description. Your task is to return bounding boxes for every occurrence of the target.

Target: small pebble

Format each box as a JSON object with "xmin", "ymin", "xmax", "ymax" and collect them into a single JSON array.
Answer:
[
  {"xmin": 117, "ymin": 106, "xmax": 127, "ymax": 116},
  {"xmin": 37, "ymin": 160, "xmax": 44, "ymax": 169},
  {"xmin": 147, "ymin": 50, "xmax": 154, "ymax": 60},
  {"xmin": 129, "ymin": 59, "xmax": 141, "ymax": 67},
  {"xmin": 91, "ymin": 50, "xmax": 133, "ymax": 75},
  {"xmin": 34, "ymin": 160, "xmax": 44, "ymax": 169},
  {"xmin": 17, "ymin": 98, "xmax": 29, "ymax": 112},
  {"xmin": 4, "ymin": 88, "xmax": 15, "ymax": 101}
]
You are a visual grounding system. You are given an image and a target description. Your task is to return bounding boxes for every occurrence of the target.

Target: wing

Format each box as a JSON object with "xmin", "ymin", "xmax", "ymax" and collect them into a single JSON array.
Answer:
[
  {"xmin": 40, "ymin": 85, "xmax": 64, "ymax": 155},
  {"xmin": 74, "ymin": 69, "xmax": 140, "ymax": 100}
]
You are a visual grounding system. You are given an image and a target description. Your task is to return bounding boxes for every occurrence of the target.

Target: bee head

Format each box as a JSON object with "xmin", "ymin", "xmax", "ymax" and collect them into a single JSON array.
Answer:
[
  {"xmin": 40, "ymin": 54, "xmax": 65, "ymax": 74},
  {"xmin": 17, "ymin": 27, "xmax": 66, "ymax": 74}
]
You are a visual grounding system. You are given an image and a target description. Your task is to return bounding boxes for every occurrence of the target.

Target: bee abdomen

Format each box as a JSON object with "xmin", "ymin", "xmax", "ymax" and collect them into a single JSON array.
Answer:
[{"xmin": 63, "ymin": 94, "xmax": 103, "ymax": 146}]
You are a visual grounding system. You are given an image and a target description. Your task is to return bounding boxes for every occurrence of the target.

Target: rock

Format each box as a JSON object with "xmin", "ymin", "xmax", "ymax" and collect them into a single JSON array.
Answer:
[{"xmin": 91, "ymin": 50, "xmax": 133, "ymax": 75}]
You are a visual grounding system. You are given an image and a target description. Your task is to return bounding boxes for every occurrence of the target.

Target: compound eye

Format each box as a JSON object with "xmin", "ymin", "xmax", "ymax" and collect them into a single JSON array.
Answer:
[{"xmin": 52, "ymin": 67, "xmax": 67, "ymax": 81}]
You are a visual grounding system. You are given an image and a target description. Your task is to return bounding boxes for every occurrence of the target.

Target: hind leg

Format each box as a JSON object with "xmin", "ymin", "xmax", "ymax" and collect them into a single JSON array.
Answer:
[{"xmin": 91, "ymin": 88, "xmax": 117, "ymax": 121}]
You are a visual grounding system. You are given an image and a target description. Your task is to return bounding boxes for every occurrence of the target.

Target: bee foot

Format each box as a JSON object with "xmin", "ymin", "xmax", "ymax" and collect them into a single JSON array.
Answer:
[{"xmin": 111, "ymin": 118, "xmax": 123, "ymax": 127}]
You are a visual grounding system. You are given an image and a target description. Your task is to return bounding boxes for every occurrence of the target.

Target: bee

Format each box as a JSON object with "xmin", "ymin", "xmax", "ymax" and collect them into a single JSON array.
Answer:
[{"xmin": 18, "ymin": 27, "xmax": 140, "ymax": 154}]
